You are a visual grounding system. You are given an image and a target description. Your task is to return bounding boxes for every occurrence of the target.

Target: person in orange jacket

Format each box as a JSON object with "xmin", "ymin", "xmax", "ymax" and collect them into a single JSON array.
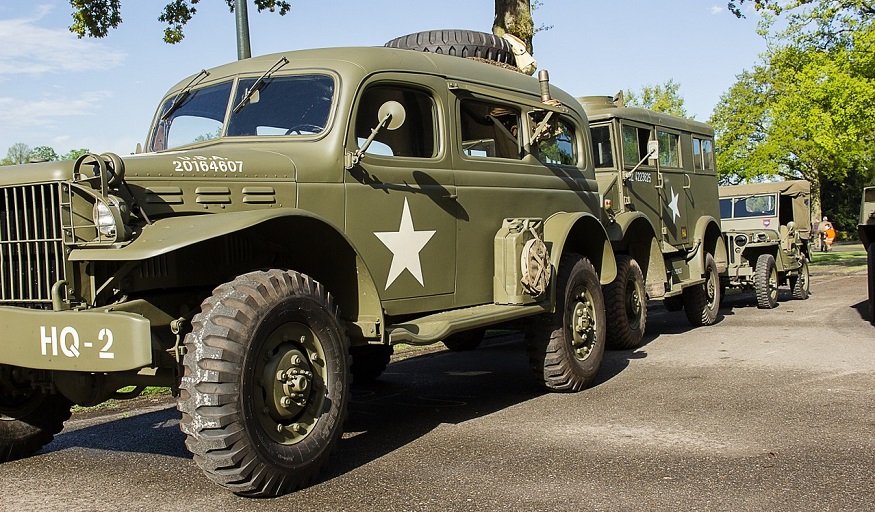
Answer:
[{"xmin": 820, "ymin": 216, "xmax": 836, "ymax": 252}]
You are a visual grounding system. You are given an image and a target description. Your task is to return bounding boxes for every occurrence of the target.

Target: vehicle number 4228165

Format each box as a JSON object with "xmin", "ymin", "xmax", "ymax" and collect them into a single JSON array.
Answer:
[{"xmin": 40, "ymin": 326, "xmax": 114, "ymax": 360}]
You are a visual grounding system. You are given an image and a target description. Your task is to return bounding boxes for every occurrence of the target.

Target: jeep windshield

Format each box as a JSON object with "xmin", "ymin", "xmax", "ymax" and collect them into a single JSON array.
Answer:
[
  {"xmin": 149, "ymin": 73, "xmax": 335, "ymax": 151},
  {"xmin": 719, "ymin": 194, "xmax": 777, "ymax": 220}
]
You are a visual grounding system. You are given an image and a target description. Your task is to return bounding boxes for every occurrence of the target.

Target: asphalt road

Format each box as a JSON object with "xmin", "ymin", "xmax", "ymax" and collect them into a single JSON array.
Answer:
[{"xmin": 1, "ymin": 268, "xmax": 873, "ymax": 511}]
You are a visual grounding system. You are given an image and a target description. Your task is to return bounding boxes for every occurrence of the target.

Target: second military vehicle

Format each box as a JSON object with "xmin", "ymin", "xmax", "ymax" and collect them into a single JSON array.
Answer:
[
  {"xmin": 719, "ymin": 180, "xmax": 811, "ymax": 309},
  {"xmin": 579, "ymin": 95, "xmax": 727, "ymax": 349},
  {"xmin": 0, "ymin": 32, "xmax": 619, "ymax": 497},
  {"xmin": 860, "ymin": 186, "xmax": 875, "ymax": 325}
]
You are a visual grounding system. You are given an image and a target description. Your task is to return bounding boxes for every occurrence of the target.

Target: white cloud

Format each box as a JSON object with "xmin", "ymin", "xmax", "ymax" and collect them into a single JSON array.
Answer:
[
  {"xmin": 0, "ymin": 91, "xmax": 113, "ymax": 129},
  {"xmin": 0, "ymin": 6, "xmax": 126, "ymax": 76},
  {"xmin": 711, "ymin": 6, "xmax": 725, "ymax": 14}
]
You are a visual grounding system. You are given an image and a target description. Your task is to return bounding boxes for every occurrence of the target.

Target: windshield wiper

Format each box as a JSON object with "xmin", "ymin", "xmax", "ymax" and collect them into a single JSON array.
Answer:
[
  {"xmin": 160, "ymin": 69, "xmax": 209, "ymax": 121},
  {"xmin": 232, "ymin": 57, "xmax": 289, "ymax": 114}
]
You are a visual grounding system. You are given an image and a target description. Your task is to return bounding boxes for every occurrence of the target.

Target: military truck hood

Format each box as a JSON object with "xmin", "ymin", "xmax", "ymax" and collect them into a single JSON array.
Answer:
[
  {"xmin": 0, "ymin": 160, "xmax": 78, "ymax": 187},
  {"xmin": 123, "ymin": 146, "xmax": 298, "ymax": 181}
]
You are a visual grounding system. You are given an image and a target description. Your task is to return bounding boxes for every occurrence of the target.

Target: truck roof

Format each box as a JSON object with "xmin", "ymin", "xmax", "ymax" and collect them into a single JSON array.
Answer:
[
  {"xmin": 719, "ymin": 180, "xmax": 811, "ymax": 198},
  {"xmin": 577, "ymin": 96, "xmax": 714, "ymax": 136},
  {"xmin": 166, "ymin": 46, "xmax": 582, "ymax": 113}
]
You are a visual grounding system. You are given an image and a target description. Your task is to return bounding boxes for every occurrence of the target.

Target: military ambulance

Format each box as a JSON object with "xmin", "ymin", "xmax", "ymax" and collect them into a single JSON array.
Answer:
[
  {"xmin": 0, "ymin": 32, "xmax": 618, "ymax": 496},
  {"xmin": 579, "ymin": 95, "xmax": 727, "ymax": 349}
]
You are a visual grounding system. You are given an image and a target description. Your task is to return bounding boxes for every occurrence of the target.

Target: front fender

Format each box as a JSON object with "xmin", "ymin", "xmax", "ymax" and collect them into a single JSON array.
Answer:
[{"xmin": 69, "ymin": 208, "xmax": 315, "ymax": 262}]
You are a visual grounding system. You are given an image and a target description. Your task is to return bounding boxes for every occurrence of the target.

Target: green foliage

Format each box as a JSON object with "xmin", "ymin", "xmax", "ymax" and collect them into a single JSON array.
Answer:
[
  {"xmin": 70, "ymin": 0, "xmax": 291, "ymax": 44},
  {"xmin": 31, "ymin": 146, "xmax": 60, "ymax": 162},
  {"xmin": 714, "ymin": 2, "xmax": 875, "ymax": 225},
  {"xmin": 62, "ymin": 148, "xmax": 92, "ymax": 161},
  {"xmin": 624, "ymin": 80, "xmax": 690, "ymax": 118},
  {"xmin": 1, "ymin": 143, "xmax": 32, "ymax": 166}
]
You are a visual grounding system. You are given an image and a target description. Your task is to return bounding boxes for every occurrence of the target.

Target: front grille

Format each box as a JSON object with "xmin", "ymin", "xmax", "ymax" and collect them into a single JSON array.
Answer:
[{"xmin": 0, "ymin": 183, "xmax": 66, "ymax": 304}]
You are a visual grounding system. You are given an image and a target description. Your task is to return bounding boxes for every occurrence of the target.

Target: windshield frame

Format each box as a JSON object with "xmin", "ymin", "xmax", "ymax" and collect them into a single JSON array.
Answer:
[{"xmin": 147, "ymin": 70, "xmax": 339, "ymax": 152}]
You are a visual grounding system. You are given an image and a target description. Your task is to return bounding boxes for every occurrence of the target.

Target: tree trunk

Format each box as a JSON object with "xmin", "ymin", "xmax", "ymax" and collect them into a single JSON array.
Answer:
[{"xmin": 493, "ymin": 0, "xmax": 535, "ymax": 54}]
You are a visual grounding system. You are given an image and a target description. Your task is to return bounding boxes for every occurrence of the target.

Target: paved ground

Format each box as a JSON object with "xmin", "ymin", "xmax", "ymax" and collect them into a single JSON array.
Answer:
[{"xmin": 1, "ymin": 267, "xmax": 873, "ymax": 511}]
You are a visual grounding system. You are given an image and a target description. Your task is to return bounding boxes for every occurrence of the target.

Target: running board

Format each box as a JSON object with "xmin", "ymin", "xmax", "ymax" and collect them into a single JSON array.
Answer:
[{"xmin": 387, "ymin": 302, "xmax": 549, "ymax": 345}]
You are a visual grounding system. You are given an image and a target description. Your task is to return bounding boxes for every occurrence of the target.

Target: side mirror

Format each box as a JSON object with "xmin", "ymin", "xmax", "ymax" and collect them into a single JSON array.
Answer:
[
  {"xmin": 647, "ymin": 140, "xmax": 659, "ymax": 162},
  {"xmin": 378, "ymin": 101, "xmax": 406, "ymax": 131},
  {"xmin": 347, "ymin": 101, "xmax": 406, "ymax": 168}
]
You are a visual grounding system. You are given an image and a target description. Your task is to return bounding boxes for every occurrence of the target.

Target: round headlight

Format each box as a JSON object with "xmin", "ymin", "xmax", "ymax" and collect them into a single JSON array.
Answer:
[
  {"xmin": 734, "ymin": 234, "xmax": 748, "ymax": 247},
  {"xmin": 93, "ymin": 201, "xmax": 117, "ymax": 237}
]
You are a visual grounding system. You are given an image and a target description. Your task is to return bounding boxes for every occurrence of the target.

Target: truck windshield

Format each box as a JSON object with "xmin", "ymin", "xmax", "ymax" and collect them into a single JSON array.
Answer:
[{"xmin": 149, "ymin": 74, "xmax": 335, "ymax": 151}]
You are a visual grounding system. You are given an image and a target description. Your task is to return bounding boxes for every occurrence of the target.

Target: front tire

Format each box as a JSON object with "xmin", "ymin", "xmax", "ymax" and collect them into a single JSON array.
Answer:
[
  {"xmin": 350, "ymin": 345, "xmax": 393, "ymax": 384},
  {"xmin": 525, "ymin": 254, "xmax": 606, "ymax": 392},
  {"xmin": 683, "ymin": 253, "xmax": 720, "ymax": 326},
  {"xmin": 1, "ymin": 367, "xmax": 71, "ymax": 462},
  {"xmin": 755, "ymin": 253, "xmax": 779, "ymax": 309},
  {"xmin": 178, "ymin": 270, "xmax": 349, "ymax": 497},
  {"xmin": 604, "ymin": 255, "xmax": 646, "ymax": 350}
]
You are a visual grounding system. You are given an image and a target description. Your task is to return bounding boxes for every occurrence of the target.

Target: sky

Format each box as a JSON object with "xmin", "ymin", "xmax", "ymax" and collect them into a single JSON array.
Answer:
[{"xmin": 0, "ymin": 1, "xmax": 767, "ymax": 157}]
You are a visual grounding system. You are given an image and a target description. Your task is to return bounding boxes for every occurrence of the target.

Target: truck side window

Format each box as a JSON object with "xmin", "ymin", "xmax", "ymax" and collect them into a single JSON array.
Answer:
[
  {"xmin": 355, "ymin": 86, "xmax": 437, "ymax": 158},
  {"xmin": 535, "ymin": 116, "xmax": 577, "ymax": 166},
  {"xmin": 622, "ymin": 125, "xmax": 650, "ymax": 167},
  {"xmin": 590, "ymin": 125, "xmax": 614, "ymax": 168},
  {"xmin": 459, "ymin": 100, "xmax": 521, "ymax": 159},
  {"xmin": 657, "ymin": 130, "xmax": 680, "ymax": 168},
  {"xmin": 693, "ymin": 137, "xmax": 715, "ymax": 171}
]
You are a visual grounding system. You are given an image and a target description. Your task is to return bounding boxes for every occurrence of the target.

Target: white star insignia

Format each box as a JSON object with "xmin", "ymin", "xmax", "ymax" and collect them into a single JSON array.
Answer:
[
  {"xmin": 374, "ymin": 198, "xmax": 436, "ymax": 289},
  {"xmin": 667, "ymin": 186, "xmax": 681, "ymax": 223}
]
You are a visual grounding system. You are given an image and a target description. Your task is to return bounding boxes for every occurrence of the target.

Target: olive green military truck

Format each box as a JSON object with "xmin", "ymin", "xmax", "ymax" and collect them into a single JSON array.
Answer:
[
  {"xmin": 0, "ymin": 32, "xmax": 618, "ymax": 497},
  {"xmin": 718, "ymin": 180, "xmax": 811, "ymax": 309},
  {"xmin": 578, "ymin": 96, "xmax": 727, "ymax": 349},
  {"xmin": 860, "ymin": 186, "xmax": 875, "ymax": 325}
]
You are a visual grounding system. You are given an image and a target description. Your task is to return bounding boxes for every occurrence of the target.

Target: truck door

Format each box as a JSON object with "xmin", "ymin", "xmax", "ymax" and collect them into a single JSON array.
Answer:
[
  {"xmin": 655, "ymin": 128, "xmax": 690, "ymax": 248},
  {"xmin": 344, "ymin": 77, "xmax": 457, "ymax": 311}
]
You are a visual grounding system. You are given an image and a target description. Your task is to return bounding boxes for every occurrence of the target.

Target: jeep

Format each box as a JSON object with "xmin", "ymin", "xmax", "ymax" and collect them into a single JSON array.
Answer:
[{"xmin": 718, "ymin": 180, "xmax": 812, "ymax": 308}]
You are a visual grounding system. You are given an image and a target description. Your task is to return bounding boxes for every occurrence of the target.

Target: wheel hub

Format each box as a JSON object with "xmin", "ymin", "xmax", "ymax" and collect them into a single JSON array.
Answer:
[
  {"xmin": 570, "ymin": 292, "xmax": 595, "ymax": 360},
  {"xmin": 255, "ymin": 323, "xmax": 327, "ymax": 445}
]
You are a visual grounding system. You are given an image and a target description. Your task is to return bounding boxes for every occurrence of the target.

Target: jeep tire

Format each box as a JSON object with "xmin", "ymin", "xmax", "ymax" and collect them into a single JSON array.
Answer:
[
  {"xmin": 682, "ymin": 253, "xmax": 720, "ymax": 326},
  {"xmin": 179, "ymin": 270, "xmax": 349, "ymax": 497},
  {"xmin": 755, "ymin": 253, "xmax": 779, "ymax": 309},
  {"xmin": 385, "ymin": 29, "xmax": 515, "ymax": 65},
  {"xmin": 790, "ymin": 258, "xmax": 810, "ymax": 300},
  {"xmin": 604, "ymin": 255, "xmax": 646, "ymax": 350},
  {"xmin": 0, "ymin": 370, "xmax": 72, "ymax": 462},
  {"xmin": 525, "ymin": 254, "xmax": 606, "ymax": 392}
]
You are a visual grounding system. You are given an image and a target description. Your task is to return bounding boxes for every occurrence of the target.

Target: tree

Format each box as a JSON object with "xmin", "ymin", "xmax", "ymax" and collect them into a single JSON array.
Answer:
[
  {"xmin": 624, "ymin": 80, "xmax": 690, "ymax": 118},
  {"xmin": 69, "ymin": 0, "xmax": 290, "ymax": 44},
  {"xmin": 1, "ymin": 143, "xmax": 32, "ymax": 166},
  {"xmin": 62, "ymin": 148, "xmax": 92, "ymax": 161},
  {"xmin": 493, "ymin": 0, "xmax": 550, "ymax": 54},
  {"xmin": 711, "ymin": 12, "xmax": 875, "ymax": 227},
  {"xmin": 31, "ymin": 146, "xmax": 60, "ymax": 162}
]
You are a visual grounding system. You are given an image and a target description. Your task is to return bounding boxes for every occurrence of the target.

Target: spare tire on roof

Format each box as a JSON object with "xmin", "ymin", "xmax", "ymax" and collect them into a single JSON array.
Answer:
[{"xmin": 385, "ymin": 29, "xmax": 515, "ymax": 66}]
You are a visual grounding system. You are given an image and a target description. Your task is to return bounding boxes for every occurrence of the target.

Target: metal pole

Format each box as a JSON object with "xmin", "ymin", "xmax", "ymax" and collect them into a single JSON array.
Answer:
[{"xmin": 235, "ymin": 0, "xmax": 252, "ymax": 60}]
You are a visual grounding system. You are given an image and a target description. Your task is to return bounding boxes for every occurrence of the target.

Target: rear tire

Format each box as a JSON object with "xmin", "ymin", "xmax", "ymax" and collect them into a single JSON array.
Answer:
[
  {"xmin": 178, "ymin": 270, "xmax": 349, "ymax": 497},
  {"xmin": 350, "ymin": 345, "xmax": 393, "ymax": 384},
  {"xmin": 0, "ymin": 369, "xmax": 71, "ymax": 462},
  {"xmin": 755, "ymin": 254, "xmax": 779, "ymax": 309},
  {"xmin": 683, "ymin": 253, "xmax": 720, "ymax": 326},
  {"xmin": 604, "ymin": 255, "xmax": 646, "ymax": 350},
  {"xmin": 385, "ymin": 29, "xmax": 515, "ymax": 65},
  {"xmin": 525, "ymin": 254, "xmax": 606, "ymax": 392},
  {"xmin": 790, "ymin": 258, "xmax": 810, "ymax": 300}
]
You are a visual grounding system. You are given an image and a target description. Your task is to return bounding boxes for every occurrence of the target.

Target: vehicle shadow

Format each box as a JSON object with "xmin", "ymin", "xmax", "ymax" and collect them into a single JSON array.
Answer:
[
  {"xmin": 851, "ymin": 299, "xmax": 873, "ymax": 323},
  {"xmin": 40, "ymin": 329, "xmax": 649, "ymax": 484}
]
